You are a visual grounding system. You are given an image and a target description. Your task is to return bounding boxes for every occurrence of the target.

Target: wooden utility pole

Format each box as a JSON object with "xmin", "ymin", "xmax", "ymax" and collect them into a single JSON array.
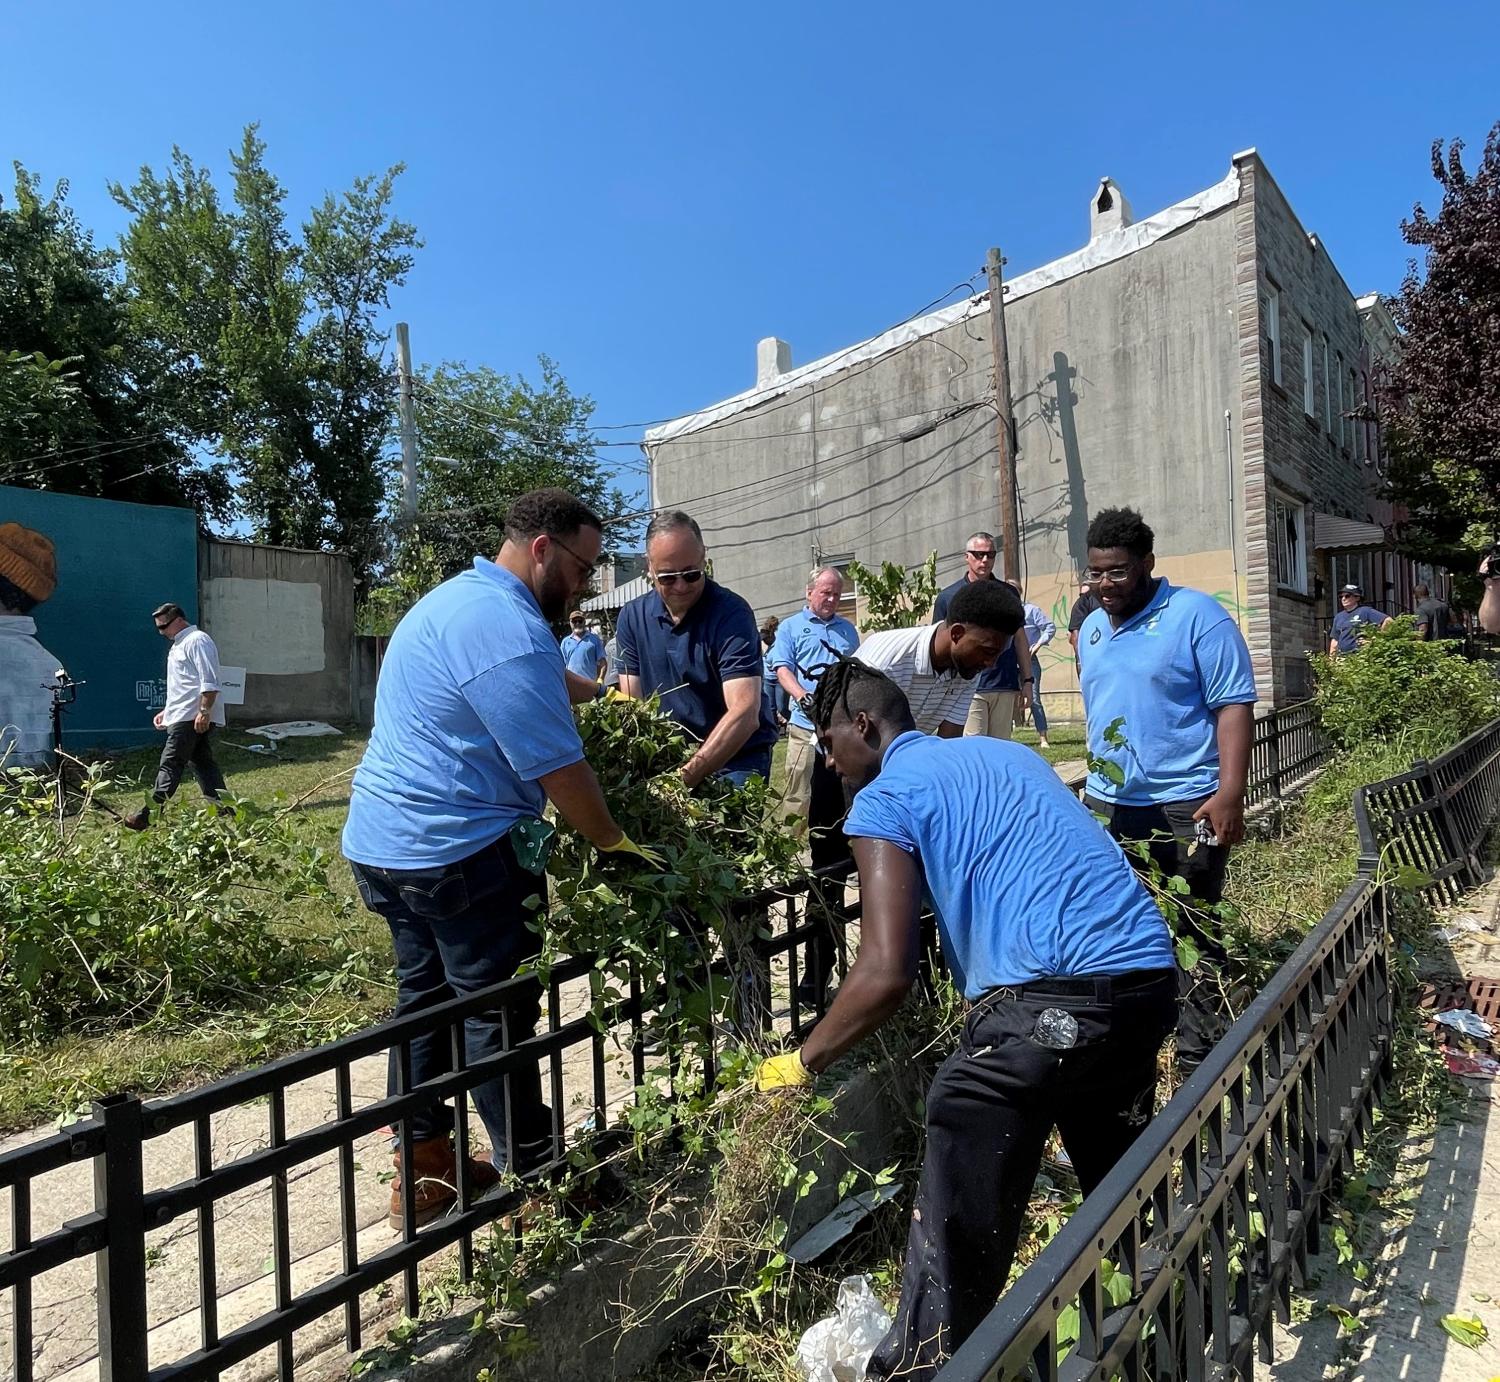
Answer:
[
  {"xmin": 985, "ymin": 248, "xmax": 1020, "ymax": 582},
  {"xmin": 395, "ymin": 321, "xmax": 418, "ymax": 520}
]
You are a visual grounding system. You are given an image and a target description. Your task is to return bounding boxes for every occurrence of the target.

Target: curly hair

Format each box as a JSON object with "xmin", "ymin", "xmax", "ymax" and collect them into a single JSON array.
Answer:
[
  {"xmin": 1085, "ymin": 507, "xmax": 1155, "ymax": 558},
  {"xmin": 805, "ymin": 653, "xmax": 915, "ymax": 733},
  {"xmin": 947, "ymin": 578, "xmax": 1023, "ymax": 634},
  {"xmin": 503, "ymin": 488, "xmax": 604, "ymax": 543},
  {"xmin": 0, "ymin": 574, "xmax": 37, "ymax": 614}
]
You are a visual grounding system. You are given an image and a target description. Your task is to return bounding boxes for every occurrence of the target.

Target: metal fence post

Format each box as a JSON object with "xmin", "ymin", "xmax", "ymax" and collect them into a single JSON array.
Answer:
[
  {"xmin": 1269, "ymin": 710, "xmax": 1283, "ymax": 802},
  {"xmin": 93, "ymin": 1093, "xmax": 149, "ymax": 1382}
]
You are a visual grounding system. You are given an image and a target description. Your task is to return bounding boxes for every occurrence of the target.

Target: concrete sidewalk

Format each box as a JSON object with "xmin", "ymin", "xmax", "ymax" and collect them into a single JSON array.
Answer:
[{"xmin": 1272, "ymin": 873, "xmax": 1500, "ymax": 1381}]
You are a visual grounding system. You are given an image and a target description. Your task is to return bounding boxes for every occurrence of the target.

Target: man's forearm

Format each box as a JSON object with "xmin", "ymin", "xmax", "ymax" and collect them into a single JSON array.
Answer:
[
  {"xmin": 1214, "ymin": 702, "xmax": 1254, "ymax": 795},
  {"xmin": 199, "ymin": 689, "xmax": 218, "ymax": 709},
  {"xmin": 799, "ymin": 963, "xmax": 913, "ymax": 1073},
  {"xmin": 565, "ymin": 670, "xmax": 602, "ymax": 705},
  {"xmin": 776, "ymin": 666, "xmax": 811, "ymax": 702},
  {"xmin": 686, "ymin": 703, "xmax": 759, "ymax": 779},
  {"xmin": 537, "ymin": 759, "xmax": 623, "ymax": 848}
]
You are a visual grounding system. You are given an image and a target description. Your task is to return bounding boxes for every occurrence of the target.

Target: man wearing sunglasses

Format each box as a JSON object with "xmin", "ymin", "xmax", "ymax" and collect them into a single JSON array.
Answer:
[
  {"xmin": 1075, "ymin": 507, "xmax": 1256, "ymax": 1072},
  {"xmin": 343, "ymin": 488, "xmax": 656, "ymax": 1229},
  {"xmin": 929, "ymin": 533, "xmax": 1035, "ymax": 740},
  {"xmin": 615, "ymin": 510, "xmax": 778, "ymax": 788}
]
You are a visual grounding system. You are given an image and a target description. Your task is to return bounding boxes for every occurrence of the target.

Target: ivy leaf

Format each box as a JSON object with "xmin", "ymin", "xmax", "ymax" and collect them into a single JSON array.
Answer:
[{"xmin": 1176, "ymin": 934, "xmax": 1202, "ymax": 970}]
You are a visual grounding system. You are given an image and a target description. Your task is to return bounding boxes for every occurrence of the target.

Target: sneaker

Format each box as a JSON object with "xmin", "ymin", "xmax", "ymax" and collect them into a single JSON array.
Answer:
[{"xmin": 122, "ymin": 806, "xmax": 150, "ymax": 832}]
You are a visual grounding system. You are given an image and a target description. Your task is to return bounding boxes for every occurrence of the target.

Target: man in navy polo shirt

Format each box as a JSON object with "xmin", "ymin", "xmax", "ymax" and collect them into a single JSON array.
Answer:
[
  {"xmin": 344, "ymin": 489, "xmax": 655, "ymax": 1231},
  {"xmin": 1076, "ymin": 507, "xmax": 1256, "ymax": 1071},
  {"xmin": 616, "ymin": 510, "xmax": 778, "ymax": 787},
  {"xmin": 1327, "ymin": 583, "xmax": 1391, "ymax": 656},
  {"xmin": 755, "ymin": 659, "xmax": 1177, "ymax": 1379},
  {"xmin": 930, "ymin": 531, "xmax": 1035, "ymax": 739}
]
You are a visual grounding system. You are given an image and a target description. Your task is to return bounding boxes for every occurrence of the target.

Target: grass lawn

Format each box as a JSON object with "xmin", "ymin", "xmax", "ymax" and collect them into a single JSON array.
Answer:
[
  {"xmin": 1, "ymin": 726, "xmax": 392, "ymax": 1132},
  {"xmin": 1013, "ymin": 722, "xmax": 1088, "ymax": 767}
]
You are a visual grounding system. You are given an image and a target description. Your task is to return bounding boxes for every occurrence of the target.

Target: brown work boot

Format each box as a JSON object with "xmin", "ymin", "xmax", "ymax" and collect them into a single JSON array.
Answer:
[
  {"xmin": 122, "ymin": 806, "xmax": 151, "ymax": 831},
  {"xmin": 387, "ymin": 1136, "xmax": 503, "ymax": 1231}
]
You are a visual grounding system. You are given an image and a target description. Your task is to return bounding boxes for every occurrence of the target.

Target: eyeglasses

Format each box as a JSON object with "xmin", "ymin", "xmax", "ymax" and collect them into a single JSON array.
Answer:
[
  {"xmin": 1082, "ymin": 565, "xmax": 1135, "ymax": 585},
  {"xmin": 965, "ymin": 549, "xmax": 997, "ymax": 561},
  {"xmin": 550, "ymin": 533, "xmax": 600, "ymax": 578},
  {"xmin": 153, "ymin": 620, "xmax": 173, "ymax": 630},
  {"xmin": 654, "ymin": 569, "xmax": 705, "ymax": 587},
  {"xmin": 1340, "ymin": 592, "xmax": 1360, "ymax": 599}
]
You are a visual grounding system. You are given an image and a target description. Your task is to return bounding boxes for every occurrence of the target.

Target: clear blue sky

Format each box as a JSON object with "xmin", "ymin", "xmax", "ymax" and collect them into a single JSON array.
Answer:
[{"xmin": 5, "ymin": 1, "xmax": 1498, "ymax": 517}]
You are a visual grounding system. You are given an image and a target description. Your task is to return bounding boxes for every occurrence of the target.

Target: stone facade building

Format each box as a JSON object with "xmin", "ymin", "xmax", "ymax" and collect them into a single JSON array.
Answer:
[{"xmin": 644, "ymin": 150, "xmax": 1438, "ymax": 715}]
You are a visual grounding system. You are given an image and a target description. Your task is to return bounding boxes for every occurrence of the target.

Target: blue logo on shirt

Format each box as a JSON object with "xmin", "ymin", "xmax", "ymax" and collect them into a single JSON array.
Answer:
[{"xmin": 1089, "ymin": 627, "xmax": 1102, "ymax": 645}]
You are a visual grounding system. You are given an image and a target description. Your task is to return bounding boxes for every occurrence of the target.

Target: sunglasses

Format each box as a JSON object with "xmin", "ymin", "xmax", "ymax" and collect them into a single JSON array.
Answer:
[
  {"xmin": 654, "ymin": 569, "xmax": 705, "ymax": 587},
  {"xmin": 153, "ymin": 620, "xmax": 173, "ymax": 630},
  {"xmin": 965, "ymin": 549, "xmax": 997, "ymax": 561}
]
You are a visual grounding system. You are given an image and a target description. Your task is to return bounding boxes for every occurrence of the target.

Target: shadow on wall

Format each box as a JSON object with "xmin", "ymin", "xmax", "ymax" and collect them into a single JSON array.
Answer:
[{"xmin": 1049, "ymin": 350, "xmax": 1089, "ymax": 577}]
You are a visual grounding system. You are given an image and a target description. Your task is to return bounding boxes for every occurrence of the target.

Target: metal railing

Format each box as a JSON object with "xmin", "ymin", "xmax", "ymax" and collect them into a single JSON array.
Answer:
[
  {"xmin": 936, "ymin": 714, "xmax": 1500, "ymax": 1382},
  {"xmin": 0, "ymin": 866, "xmax": 857, "ymax": 1382},
  {"xmin": 1247, "ymin": 701, "xmax": 1330, "ymax": 810}
]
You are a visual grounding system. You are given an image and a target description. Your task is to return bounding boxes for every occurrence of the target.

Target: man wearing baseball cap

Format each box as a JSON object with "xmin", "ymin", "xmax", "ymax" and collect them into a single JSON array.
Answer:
[
  {"xmin": 0, "ymin": 522, "xmax": 64, "ymax": 770},
  {"xmin": 1327, "ymin": 584, "xmax": 1390, "ymax": 657},
  {"xmin": 559, "ymin": 609, "xmax": 605, "ymax": 682}
]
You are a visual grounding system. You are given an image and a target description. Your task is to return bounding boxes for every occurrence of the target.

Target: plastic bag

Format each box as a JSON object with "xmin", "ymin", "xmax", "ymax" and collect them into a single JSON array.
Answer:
[
  {"xmin": 796, "ymin": 1275, "xmax": 893, "ymax": 1381},
  {"xmin": 1435, "ymin": 1009, "xmax": 1496, "ymax": 1040}
]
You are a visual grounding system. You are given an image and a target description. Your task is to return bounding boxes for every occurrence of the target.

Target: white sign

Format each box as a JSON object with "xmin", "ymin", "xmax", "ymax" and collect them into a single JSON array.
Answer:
[{"xmin": 218, "ymin": 667, "xmax": 247, "ymax": 706}]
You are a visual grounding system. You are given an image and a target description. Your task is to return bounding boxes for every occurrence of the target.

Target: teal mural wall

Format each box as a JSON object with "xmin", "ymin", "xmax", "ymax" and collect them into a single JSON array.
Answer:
[{"xmin": 0, "ymin": 486, "xmax": 199, "ymax": 751}]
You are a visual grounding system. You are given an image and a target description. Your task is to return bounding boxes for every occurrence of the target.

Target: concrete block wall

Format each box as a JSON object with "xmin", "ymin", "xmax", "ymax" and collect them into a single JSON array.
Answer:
[{"xmin": 198, "ymin": 538, "xmax": 355, "ymax": 724}]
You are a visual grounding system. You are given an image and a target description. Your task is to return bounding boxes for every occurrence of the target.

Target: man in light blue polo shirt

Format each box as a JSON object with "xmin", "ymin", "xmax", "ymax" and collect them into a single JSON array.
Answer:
[
  {"xmin": 344, "ymin": 488, "xmax": 655, "ymax": 1232},
  {"xmin": 560, "ymin": 610, "xmax": 605, "ymax": 680},
  {"xmin": 754, "ymin": 658, "xmax": 1176, "ymax": 1379},
  {"xmin": 1076, "ymin": 506, "xmax": 1256, "ymax": 1071},
  {"xmin": 771, "ymin": 565, "xmax": 861, "ymax": 1004}
]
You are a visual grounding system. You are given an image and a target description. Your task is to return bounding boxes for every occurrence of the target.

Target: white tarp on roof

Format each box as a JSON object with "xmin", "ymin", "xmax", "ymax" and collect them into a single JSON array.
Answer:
[
  {"xmin": 581, "ymin": 574, "xmax": 651, "ymax": 613},
  {"xmin": 644, "ymin": 167, "xmax": 1242, "ymax": 446}
]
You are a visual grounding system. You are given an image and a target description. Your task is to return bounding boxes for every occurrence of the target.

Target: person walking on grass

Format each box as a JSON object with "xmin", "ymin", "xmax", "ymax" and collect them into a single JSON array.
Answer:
[
  {"xmin": 123, "ymin": 604, "xmax": 227, "ymax": 830},
  {"xmin": 755, "ymin": 659, "xmax": 1176, "ymax": 1379},
  {"xmin": 343, "ymin": 488, "xmax": 656, "ymax": 1230}
]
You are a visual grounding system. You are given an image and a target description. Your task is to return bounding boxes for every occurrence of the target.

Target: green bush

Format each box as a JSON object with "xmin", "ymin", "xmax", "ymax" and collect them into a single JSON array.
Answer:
[
  {"xmin": 1311, "ymin": 618, "xmax": 1498, "ymax": 756},
  {"xmin": 0, "ymin": 769, "xmax": 363, "ymax": 1043}
]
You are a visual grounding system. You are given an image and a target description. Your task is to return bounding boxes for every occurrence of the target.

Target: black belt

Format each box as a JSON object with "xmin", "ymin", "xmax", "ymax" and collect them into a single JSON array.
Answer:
[{"xmin": 971, "ymin": 966, "xmax": 1177, "ymax": 1012}]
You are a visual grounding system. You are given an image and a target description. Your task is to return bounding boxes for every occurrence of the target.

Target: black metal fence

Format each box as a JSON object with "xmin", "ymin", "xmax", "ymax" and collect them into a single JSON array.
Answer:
[
  {"xmin": 0, "ymin": 866, "xmax": 855, "ymax": 1382},
  {"xmin": 935, "ymin": 715, "xmax": 1500, "ymax": 1382},
  {"xmin": 0, "ymin": 705, "xmax": 1339, "ymax": 1382},
  {"xmin": 1247, "ymin": 701, "xmax": 1330, "ymax": 810}
]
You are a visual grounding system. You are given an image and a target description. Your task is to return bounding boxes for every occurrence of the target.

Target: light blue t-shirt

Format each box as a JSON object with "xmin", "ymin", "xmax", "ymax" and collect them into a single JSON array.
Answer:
[
  {"xmin": 560, "ymin": 630, "xmax": 605, "ymax": 678},
  {"xmin": 1078, "ymin": 578, "xmax": 1257, "ymax": 806},
  {"xmin": 768, "ymin": 607, "xmax": 861, "ymax": 732},
  {"xmin": 343, "ymin": 559, "xmax": 585, "ymax": 869},
  {"xmin": 844, "ymin": 732, "xmax": 1173, "ymax": 999}
]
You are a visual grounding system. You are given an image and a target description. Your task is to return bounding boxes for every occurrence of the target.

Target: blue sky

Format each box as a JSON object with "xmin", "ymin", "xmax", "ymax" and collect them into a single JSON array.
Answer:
[{"xmin": 5, "ymin": 2, "xmax": 1498, "ymax": 518}]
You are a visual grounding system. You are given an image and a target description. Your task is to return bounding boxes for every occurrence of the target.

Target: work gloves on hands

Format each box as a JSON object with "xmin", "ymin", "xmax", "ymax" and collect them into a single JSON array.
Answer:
[
  {"xmin": 598, "ymin": 833, "xmax": 666, "ymax": 868},
  {"xmin": 755, "ymin": 1050, "xmax": 813, "ymax": 1092}
]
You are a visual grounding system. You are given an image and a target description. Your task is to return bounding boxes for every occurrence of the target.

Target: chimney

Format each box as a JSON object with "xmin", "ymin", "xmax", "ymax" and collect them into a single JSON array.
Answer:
[
  {"xmin": 757, "ymin": 336, "xmax": 792, "ymax": 387},
  {"xmin": 1089, "ymin": 178, "xmax": 1134, "ymax": 240}
]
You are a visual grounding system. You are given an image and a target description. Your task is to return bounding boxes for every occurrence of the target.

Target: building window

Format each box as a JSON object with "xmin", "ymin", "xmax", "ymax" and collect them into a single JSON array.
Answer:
[
  {"xmin": 1302, "ymin": 329, "xmax": 1316, "ymax": 417},
  {"xmin": 1323, "ymin": 336, "xmax": 1333, "ymax": 435},
  {"xmin": 1335, "ymin": 352, "xmax": 1346, "ymax": 448},
  {"xmin": 1273, "ymin": 493, "xmax": 1308, "ymax": 594},
  {"xmin": 1261, "ymin": 286, "xmax": 1282, "ymax": 387}
]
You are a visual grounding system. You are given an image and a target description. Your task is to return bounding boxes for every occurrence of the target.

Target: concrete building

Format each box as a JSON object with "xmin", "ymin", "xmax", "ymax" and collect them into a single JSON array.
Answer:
[{"xmin": 644, "ymin": 151, "xmax": 1434, "ymax": 715}]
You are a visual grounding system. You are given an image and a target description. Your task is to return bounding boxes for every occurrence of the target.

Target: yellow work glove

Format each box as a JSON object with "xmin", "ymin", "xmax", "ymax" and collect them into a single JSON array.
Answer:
[
  {"xmin": 598, "ymin": 833, "xmax": 666, "ymax": 868},
  {"xmin": 604, "ymin": 687, "xmax": 629, "ymax": 703},
  {"xmin": 755, "ymin": 1050, "xmax": 813, "ymax": 1092}
]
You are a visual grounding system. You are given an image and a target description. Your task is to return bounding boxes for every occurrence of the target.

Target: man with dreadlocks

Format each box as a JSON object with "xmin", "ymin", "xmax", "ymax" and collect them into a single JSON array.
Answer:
[{"xmin": 756, "ymin": 657, "xmax": 1177, "ymax": 1380}]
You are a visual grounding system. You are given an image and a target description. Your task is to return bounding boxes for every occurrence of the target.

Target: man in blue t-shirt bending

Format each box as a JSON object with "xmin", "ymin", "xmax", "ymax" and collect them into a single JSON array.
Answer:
[
  {"xmin": 755, "ymin": 658, "xmax": 1177, "ymax": 1380},
  {"xmin": 1076, "ymin": 507, "xmax": 1257, "ymax": 1072}
]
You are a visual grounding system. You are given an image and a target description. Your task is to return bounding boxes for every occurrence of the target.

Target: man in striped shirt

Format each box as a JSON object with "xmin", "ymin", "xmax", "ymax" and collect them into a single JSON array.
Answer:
[{"xmin": 851, "ymin": 581, "xmax": 1022, "ymax": 735}]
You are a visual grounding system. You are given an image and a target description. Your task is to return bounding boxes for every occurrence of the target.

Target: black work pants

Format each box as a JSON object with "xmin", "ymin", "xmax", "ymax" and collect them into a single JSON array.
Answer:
[
  {"xmin": 799, "ymin": 749, "xmax": 853, "ymax": 1000},
  {"xmin": 152, "ymin": 721, "xmax": 226, "ymax": 803},
  {"xmin": 1084, "ymin": 793, "xmax": 1233, "ymax": 1071},
  {"xmin": 867, "ymin": 969, "xmax": 1178, "ymax": 1381}
]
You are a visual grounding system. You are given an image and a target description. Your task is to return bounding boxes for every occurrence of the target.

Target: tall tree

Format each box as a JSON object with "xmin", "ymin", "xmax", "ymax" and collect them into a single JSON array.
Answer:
[
  {"xmin": 110, "ymin": 126, "xmax": 418, "ymax": 588},
  {"xmin": 403, "ymin": 357, "xmax": 633, "ymax": 579},
  {"xmin": 1381, "ymin": 124, "xmax": 1500, "ymax": 565},
  {"xmin": 0, "ymin": 166, "xmax": 228, "ymax": 516}
]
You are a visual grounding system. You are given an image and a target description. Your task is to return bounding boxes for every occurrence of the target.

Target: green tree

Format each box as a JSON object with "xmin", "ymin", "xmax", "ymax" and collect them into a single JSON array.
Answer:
[
  {"xmin": 0, "ymin": 167, "xmax": 227, "ymax": 516},
  {"xmin": 402, "ymin": 357, "xmax": 632, "ymax": 580},
  {"xmin": 1380, "ymin": 125, "xmax": 1500, "ymax": 571},
  {"xmin": 845, "ymin": 552, "xmax": 939, "ymax": 632},
  {"xmin": 110, "ymin": 126, "xmax": 418, "ymax": 588}
]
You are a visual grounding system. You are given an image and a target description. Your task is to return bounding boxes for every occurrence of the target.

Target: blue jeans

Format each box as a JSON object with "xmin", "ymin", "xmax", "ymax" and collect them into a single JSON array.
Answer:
[
  {"xmin": 349, "ymin": 835, "xmax": 551, "ymax": 1171},
  {"xmin": 1030, "ymin": 666, "xmax": 1049, "ymax": 736},
  {"xmin": 720, "ymin": 749, "xmax": 773, "ymax": 788}
]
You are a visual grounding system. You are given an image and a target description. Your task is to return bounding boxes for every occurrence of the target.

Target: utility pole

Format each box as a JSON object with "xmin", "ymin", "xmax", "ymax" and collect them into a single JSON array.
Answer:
[
  {"xmin": 395, "ymin": 321, "xmax": 418, "ymax": 521},
  {"xmin": 985, "ymin": 248, "xmax": 1020, "ymax": 582}
]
